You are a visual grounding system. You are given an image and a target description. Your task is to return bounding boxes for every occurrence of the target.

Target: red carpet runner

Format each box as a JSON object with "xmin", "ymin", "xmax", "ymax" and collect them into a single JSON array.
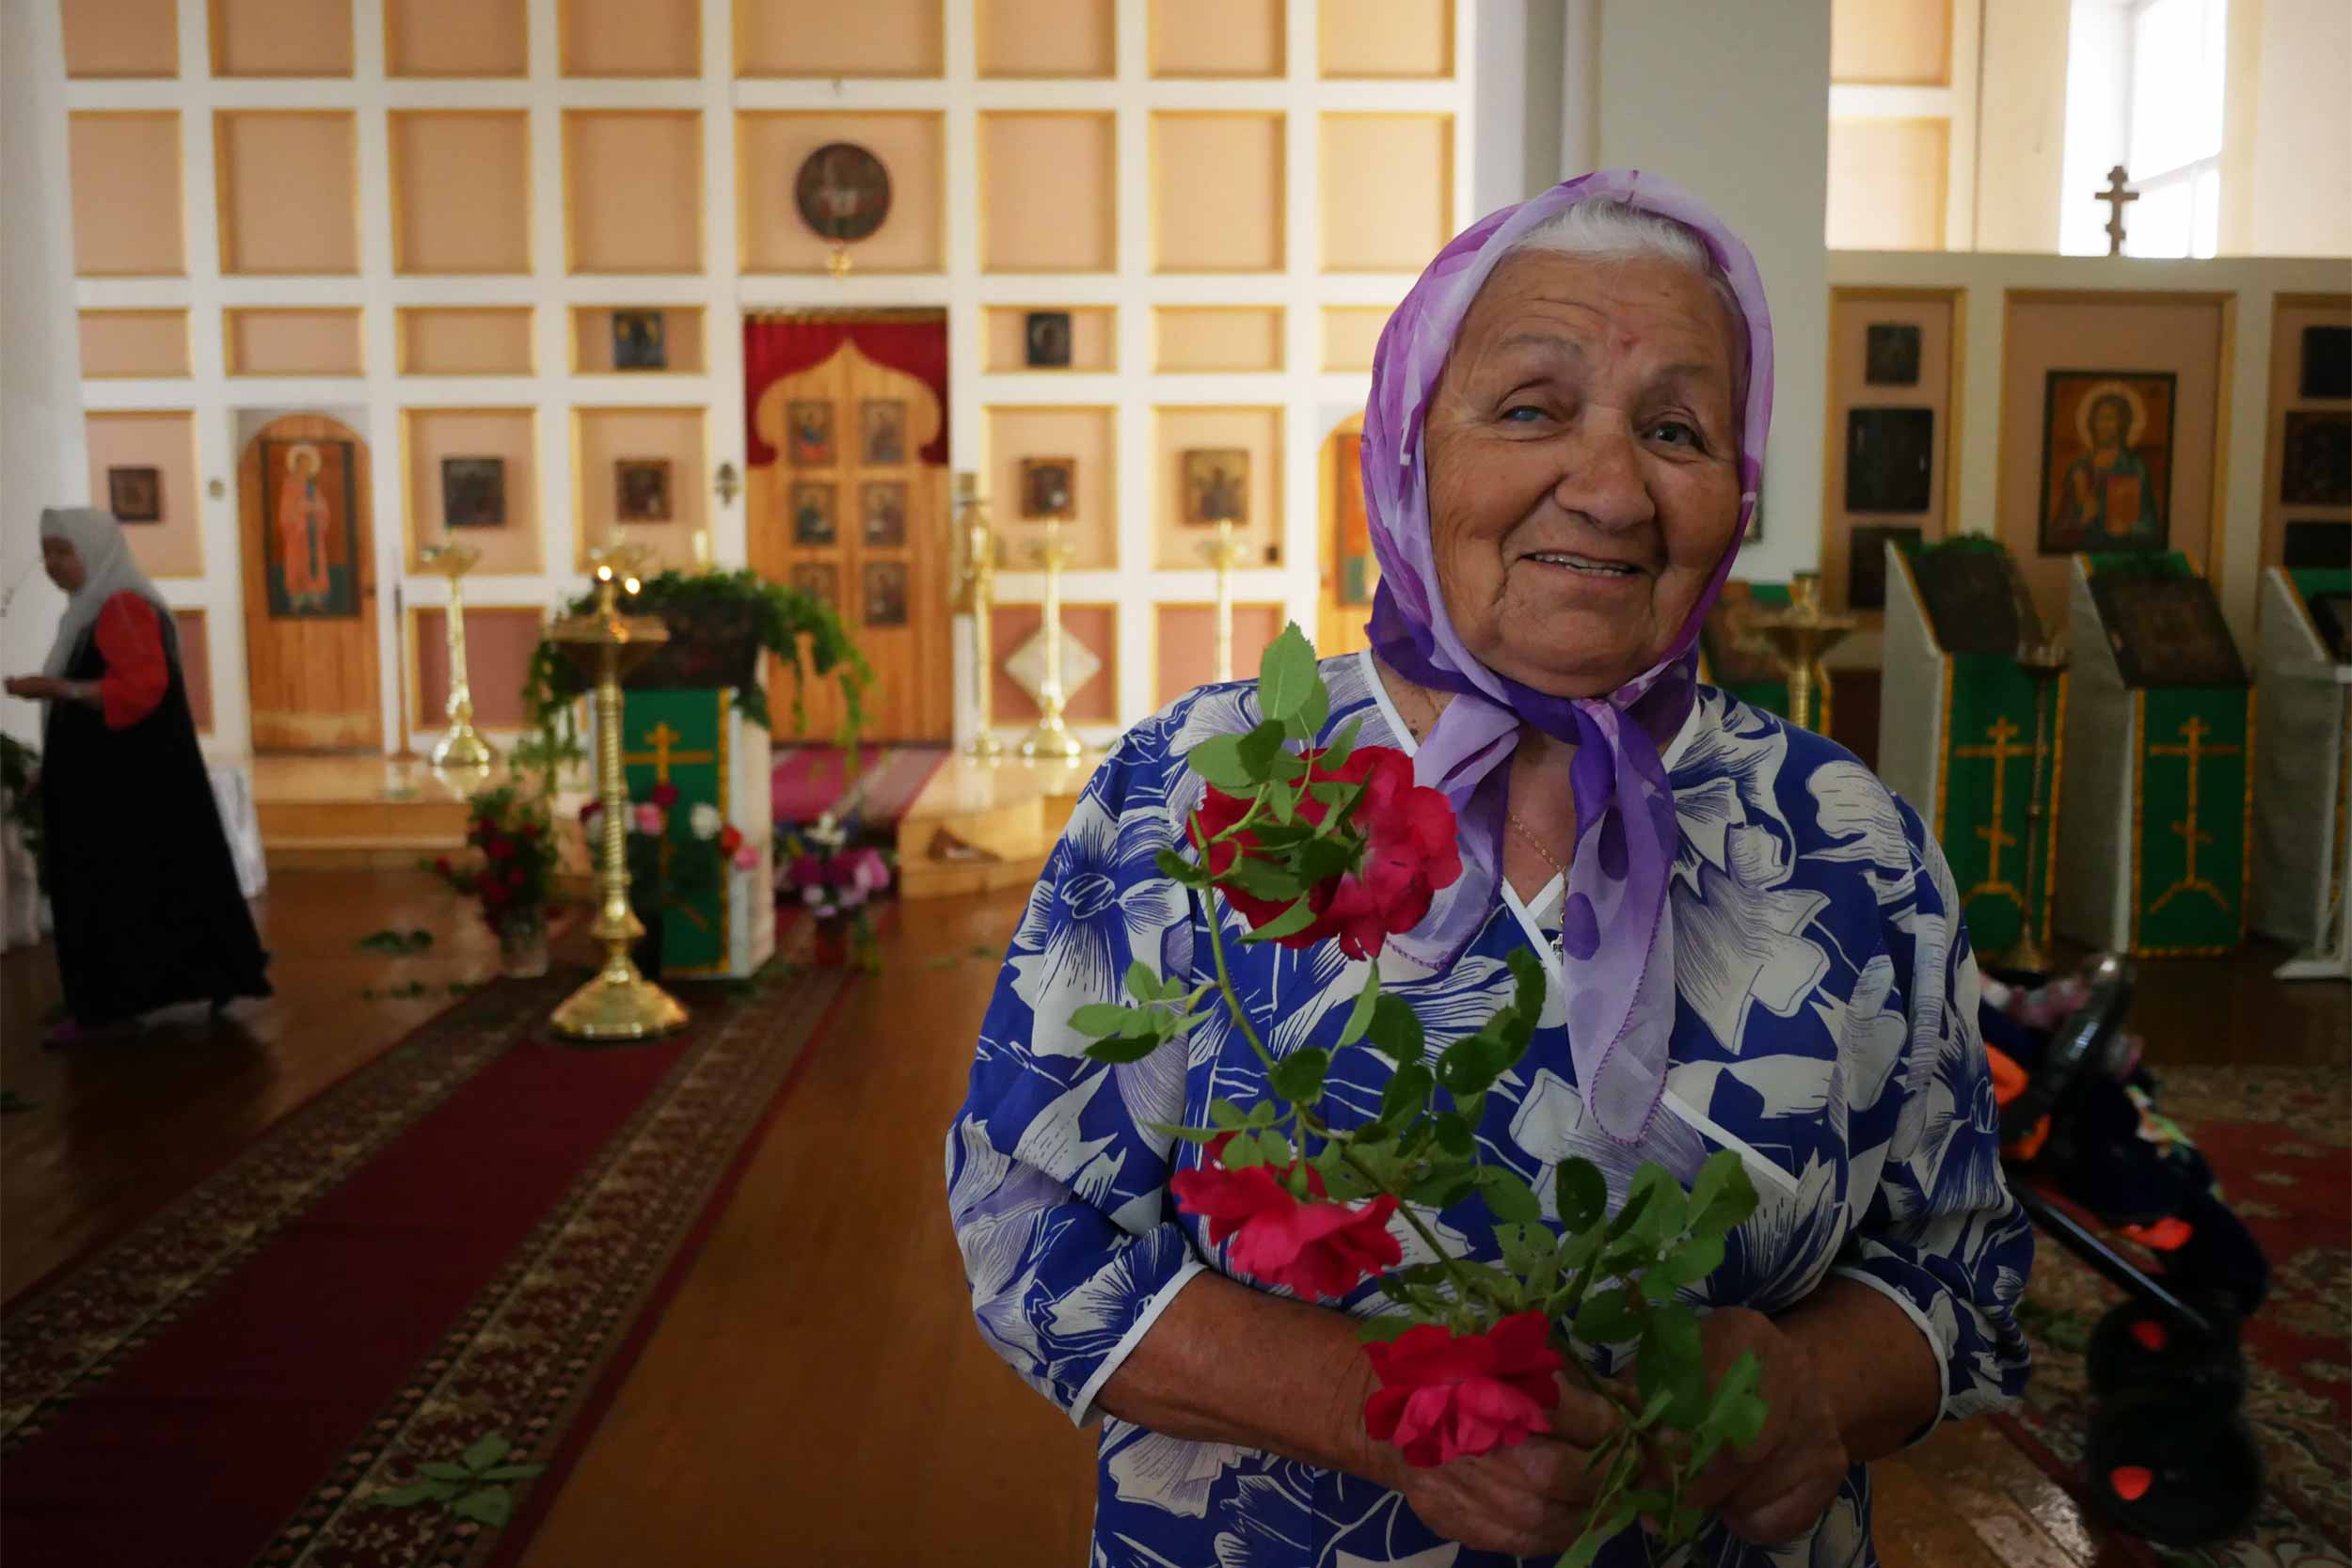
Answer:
[
  {"xmin": 771, "ymin": 742, "xmax": 947, "ymax": 832},
  {"xmin": 1, "ymin": 960, "xmax": 848, "ymax": 1568},
  {"xmin": 1994, "ymin": 1063, "xmax": 2351, "ymax": 1566}
]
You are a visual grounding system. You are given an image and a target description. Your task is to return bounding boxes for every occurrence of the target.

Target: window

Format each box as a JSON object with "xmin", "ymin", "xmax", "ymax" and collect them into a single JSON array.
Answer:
[{"xmin": 2060, "ymin": 0, "xmax": 2229, "ymax": 257}]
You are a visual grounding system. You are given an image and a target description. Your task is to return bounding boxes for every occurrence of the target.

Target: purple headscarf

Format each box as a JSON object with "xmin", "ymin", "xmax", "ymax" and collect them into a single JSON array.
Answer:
[{"xmin": 1360, "ymin": 169, "xmax": 1775, "ymax": 1146}]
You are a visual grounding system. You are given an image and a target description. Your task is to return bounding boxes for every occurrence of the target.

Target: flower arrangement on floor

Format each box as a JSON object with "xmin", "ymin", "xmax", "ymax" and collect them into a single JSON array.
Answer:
[
  {"xmin": 776, "ymin": 812, "xmax": 889, "ymax": 971},
  {"xmin": 1077, "ymin": 628, "xmax": 1768, "ymax": 1566},
  {"xmin": 427, "ymin": 785, "xmax": 562, "ymax": 978},
  {"xmin": 579, "ymin": 783, "xmax": 757, "ymax": 977}
]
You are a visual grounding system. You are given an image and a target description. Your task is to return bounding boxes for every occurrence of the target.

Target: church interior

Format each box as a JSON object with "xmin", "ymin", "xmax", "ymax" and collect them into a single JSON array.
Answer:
[{"xmin": 1, "ymin": 0, "xmax": 2346, "ymax": 1562}]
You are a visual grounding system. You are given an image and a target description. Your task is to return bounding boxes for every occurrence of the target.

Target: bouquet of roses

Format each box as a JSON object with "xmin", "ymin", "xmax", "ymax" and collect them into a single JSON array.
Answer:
[
  {"xmin": 430, "ymin": 784, "xmax": 562, "ymax": 941},
  {"xmin": 580, "ymin": 783, "xmax": 757, "ymax": 921},
  {"xmin": 777, "ymin": 811, "xmax": 890, "ymax": 969},
  {"xmin": 1078, "ymin": 626, "xmax": 1768, "ymax": 1566}
]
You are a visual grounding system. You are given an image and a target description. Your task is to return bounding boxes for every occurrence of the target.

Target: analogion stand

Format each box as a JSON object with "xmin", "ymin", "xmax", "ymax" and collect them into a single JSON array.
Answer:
[
  {"xmin": 2251, "ymin": 565, "xmax": 2351, "ymax": 980},
  {"xmin": 2056, "ymin": 553, "xmax": 2254, "ymax": 957}
]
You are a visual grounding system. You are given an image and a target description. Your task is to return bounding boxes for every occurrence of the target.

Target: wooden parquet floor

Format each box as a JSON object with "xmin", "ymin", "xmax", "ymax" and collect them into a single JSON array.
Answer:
[{"xmin": 4, "ymin": 870, "xmax": 2343, "ymax": 1566}]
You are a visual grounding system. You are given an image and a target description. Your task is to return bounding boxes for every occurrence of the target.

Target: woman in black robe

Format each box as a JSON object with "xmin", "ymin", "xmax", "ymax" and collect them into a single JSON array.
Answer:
[{"xmin": 4, "ymin": 506, "xmax": 269, "ymax": 1042}]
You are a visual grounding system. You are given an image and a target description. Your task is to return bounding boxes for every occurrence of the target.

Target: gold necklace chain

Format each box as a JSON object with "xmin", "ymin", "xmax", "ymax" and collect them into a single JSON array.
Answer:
[{"xmin": 1392, "ymin": 673, "xmax": 1571, "ymax": 906}]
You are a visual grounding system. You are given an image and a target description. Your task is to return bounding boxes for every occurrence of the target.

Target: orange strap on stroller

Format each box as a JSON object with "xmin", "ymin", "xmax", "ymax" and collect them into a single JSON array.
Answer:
[{"xmin": 1987, "ymin": 1043, "xmax": 2051, "ymax": 1162}]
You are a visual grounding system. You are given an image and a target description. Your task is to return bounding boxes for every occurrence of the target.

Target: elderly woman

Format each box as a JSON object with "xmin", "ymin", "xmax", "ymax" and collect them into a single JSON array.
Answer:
[{"xmin": 948, "ymin": 172, "xmax": 2029, "ymax": 1565}]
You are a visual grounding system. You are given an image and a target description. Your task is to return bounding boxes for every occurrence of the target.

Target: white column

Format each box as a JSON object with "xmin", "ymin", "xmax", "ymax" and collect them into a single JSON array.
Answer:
[{"xmin": 1, "ymin": 0, "xmax": 87, "ymax": 744}]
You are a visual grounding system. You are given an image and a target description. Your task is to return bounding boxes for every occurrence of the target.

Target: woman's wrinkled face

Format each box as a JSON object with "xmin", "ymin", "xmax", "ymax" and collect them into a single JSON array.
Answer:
[
  {"xmin": 40, "ymin": 536, "xmax": 85, "ymax": 593},
  {"xmin": 1422, "ymin": 250, "xmax": 1744, "ymax": 699}
]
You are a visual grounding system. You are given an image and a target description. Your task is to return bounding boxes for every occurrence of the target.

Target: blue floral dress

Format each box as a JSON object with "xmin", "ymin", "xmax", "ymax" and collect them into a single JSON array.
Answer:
[{"xmin": 946, "ymin": 652, "xmax": 2032, "ymax": 1568}]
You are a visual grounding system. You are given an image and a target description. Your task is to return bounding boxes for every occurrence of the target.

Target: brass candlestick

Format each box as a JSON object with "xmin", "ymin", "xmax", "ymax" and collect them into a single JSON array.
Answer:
[
  {"xmin": 1019, "ymin": 519, "xmax": 1084, "ymax": 761},
  {"xmin": 1202, "ymin": 518, "xmax": 1245, "ymax": 683},
  {"xmin": 952, "ymin": 472, "xmax": 1004, "ymax": 760},
  {"xmin": 1755, "ymin": 573, "xmax": 1856, "ymax": 735},
  {"xmin": 422, "ymin": 543, "xmax": 497, "ymax": 772},
  {"xmin": 2003, "ymin": 635, "xmax": 2072, "ymax": 973},
  {"xmin": 548, "ymin": 546, "xmax": 687, "ymax": 1042}
]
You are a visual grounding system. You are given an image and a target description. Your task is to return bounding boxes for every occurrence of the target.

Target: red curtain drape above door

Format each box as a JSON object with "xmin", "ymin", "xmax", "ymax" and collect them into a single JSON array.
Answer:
[{"xmin": 742, "ymin": 316, "xmax": 948, "ymax": 467}]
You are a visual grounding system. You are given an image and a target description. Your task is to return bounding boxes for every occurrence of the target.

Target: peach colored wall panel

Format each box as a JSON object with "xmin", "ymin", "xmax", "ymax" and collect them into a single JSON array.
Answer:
[
  {"xmin": 561, "ymin": 0, "xmax": 698, "ymax": 74},
  {"xmin": 389, "ymin": 112, "xmax": 532, "ymax": 275},
  {"xmin": 984, "ymin": 307, "xmax": 1115, "ymax": 373},
  {"xmin": 86, "ymin": 412, "xmax": 201, "ymax": 578},
  {"xmin": 415, "ymin": 607, "xmax": 542, "ymax": 730},
  {"xmin": 989, "ymin": 604, "xmax": 1118, "ymax": 723},
  {"xmin": 1154, "ymin": 405, "xmax": 1282, "ymax": 569},
  {"xmin": 405, "ymin": 408, "xmax": 540, "ymax": 574},
  {"xmin": 215, "ymin": 111, "xmax": 359, "ymax": 276},
  {"xmin": 1826, "ymin": 119, "xmax": 1948, "ymax": 251},
  {"xmin": 1322, "ymin": 115, "xmax": 1453, "ymax": 272},
  {"xmin": 986, "ymin": 405, "xmax": 1118, "ymax": 570},
  {"xmin": 980, "ymin": 114, "xmax": 1116, "ymax": 273},
  {"xmin": 574, "ymin": 308, "xmax": 706, "ymax": 373},
  {"xmin": 387, "ymin": 0, "xmax": 528, "ymax": 76},
  {"xmin": 1155, "ymin": 308, "xmax": 1284, "ymax": 372},
  {"xmin": 565, "ymin": 112, "xmax": 703, "ymax": 274},
  {"xmin": 1997, "ymin": 294, "xmax": 2227, "ymax": 626},
  {"xmin": 737, "ymin": 113, "xmax": 943, "ymax": 274},
  {"xmin": 737, "ymin": 0, "xmax": 943, "ymax": 77},
  {"xmin": 173, "ymin": 610, "xmax": 214, "ymax": 733},
  {"xmin": 227, "ymin": 309, "xmax": 365, "ymax": 376},
  {"xmin": 574, "ymin": 407, "xmax": 707, "ymax": 571},
  {"xmin": 69, "ymin": 113, "xmax": 184, "ymax": 277},
  {"xmin": 397, "ymin": 309, "xmax": 536, "ymax": 375},
  {"xmin": 62, "ymin": 0, "xmax": 177, "ymax": 76},
  {"xmin": 1831, "ymin": 0, "xmax": 1951, "ymax": 85},
  {"xmin": 79, "ymin": 310, "xmax": 191, "ymax": 378},
  {"xmin": 1320, "ymin": 0, "xmax": 1452, "ymax": 77},
  {"xmin": 978, "ymin": 0, "xmax": 1115, "ymax": 77},
  {"xmin": 1152, "ymin": 113, "xmax": 1284, "ymax": 273},
  {"xmin": 1156, "ymin": 603, "xmax": 1284, "ymax": 706},
  {"xmin": 210, "ymin": 0, "xmax": 354, "ymax": 76},
  {"xmin": 1323, "ymin": 306, "xmax": 1391, "ymax": 372},
  {"xmin": 1150, "ymin": 0, "xmax": 1283, "ymax": 76}
]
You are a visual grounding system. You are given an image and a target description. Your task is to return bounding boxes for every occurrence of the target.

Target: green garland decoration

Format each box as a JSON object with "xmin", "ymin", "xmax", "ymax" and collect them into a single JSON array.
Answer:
[{"xmin": 518, "ymin": 570, "xmax": 871, "ymax": 794}]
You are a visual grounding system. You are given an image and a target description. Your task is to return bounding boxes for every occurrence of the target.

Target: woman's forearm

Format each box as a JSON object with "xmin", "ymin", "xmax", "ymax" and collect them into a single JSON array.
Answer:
[
  {"xmin": 1095, "ymin": 1272, "xmax": 1397, "ymax": 1488},
  {"xmin": 1773, "ymin": 1276, "xmax": 1944, "ymax": 1463}
]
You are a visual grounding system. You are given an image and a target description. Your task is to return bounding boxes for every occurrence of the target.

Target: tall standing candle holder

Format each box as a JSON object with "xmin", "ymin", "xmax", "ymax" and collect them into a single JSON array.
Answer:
[
  {"xmin": 1019, "ymin": 519, "xmax": 1084, "ymax": 761},
  {"xmin": 548, "ymin": 546, "xmax": 688, "ymax": 1042},
  {"xmin": 1202, "ymin": 519, "xmax": 1245, "ymax": 683},
  {"xmin": 421, "ymin": 542, "xmax": 497, "ymax": 772},
  {"xmin": 1754, "ymin": 573, "xmax": 1856, "ymax": 735},
  {"xmin": 952, "ymin": 473, "xmax": 1004, "ymax": 760},
  {"xmin": 2001, "ymin": 635, "xmax": 2072, "ymax": 973}
]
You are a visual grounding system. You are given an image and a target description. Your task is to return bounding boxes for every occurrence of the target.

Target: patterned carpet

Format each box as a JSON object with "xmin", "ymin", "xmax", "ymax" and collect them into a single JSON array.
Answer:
[
  {"xmin": 1, "ymin": 960, "xmax": 848, "ymax": 1568},
  {"xmin": 1996, "ymin": 1065, "xmax": 2352, "ymax": 1568},
  {"xmin": 771, "ymin": 743, "xmax": 948, "ymax": 833}
]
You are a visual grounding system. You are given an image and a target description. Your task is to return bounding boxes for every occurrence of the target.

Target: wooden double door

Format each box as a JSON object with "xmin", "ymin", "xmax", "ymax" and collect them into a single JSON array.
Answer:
[{"xmin": 749, "ymin": 341, "xmax": 952, "ymax": 742}]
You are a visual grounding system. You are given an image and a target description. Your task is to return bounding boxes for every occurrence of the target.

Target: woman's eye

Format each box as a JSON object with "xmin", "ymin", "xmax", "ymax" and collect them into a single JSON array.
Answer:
[
  {"xmin": 1501, "ymin": 404, "xmax": 1548, "ymax": 424},
  {"xmin": 1647, "ymin": 420, "xmax": 1701, "ymax": 448}
]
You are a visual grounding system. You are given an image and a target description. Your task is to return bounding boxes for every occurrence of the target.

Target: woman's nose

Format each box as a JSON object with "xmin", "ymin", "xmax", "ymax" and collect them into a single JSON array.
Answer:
[{"xmin": 1549, "ymin": 423, "xmax": 1655, "ymax": 534}]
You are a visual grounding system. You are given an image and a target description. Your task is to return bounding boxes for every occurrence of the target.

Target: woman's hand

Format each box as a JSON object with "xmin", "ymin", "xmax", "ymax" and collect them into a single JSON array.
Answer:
[
  {"xmin": 1385, "ymin": 1375, "xmax": 1624, "ymax": 1555},
  {"xmin": 4, "ymin": 676, "xmax": 71, "ymax": 702},
  {"xmin": 1677, "ymin": 1307, "xmax": 1850, "ymax": 1544}
]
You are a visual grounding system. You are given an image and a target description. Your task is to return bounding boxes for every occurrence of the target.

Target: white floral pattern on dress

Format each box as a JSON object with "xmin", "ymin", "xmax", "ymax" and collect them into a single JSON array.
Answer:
[{"xmin": 949, "ymin": 658, "xmax": 2032, "ymax": 1567}]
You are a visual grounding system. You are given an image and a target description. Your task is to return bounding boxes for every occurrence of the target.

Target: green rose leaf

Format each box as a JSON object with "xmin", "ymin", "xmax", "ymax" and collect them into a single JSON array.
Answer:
[
  {"xmin": 1656, "ymin": 1230, "xmax": 1725, "ymax": 1289},
  {"xmin": 1472, "ymin": 1167, "xmax": 1544, "ymax": 1225},
  {"xmin": 1434, "ymin": 1033, "xmax": 1506, "ymax": 1098},
  {"xmin": 1153, "ymin": 847, "xmax": 1210, "ymax": 888},
  {"xmin": 1270, "ymin": 1047, "xmax": 1330, "ymax": 1104},
  {"xmin": 1637, "ymin": 1303, "xmax": 1708, "ymax": 1429},
  {"xmin": 478, "ymin": 1464, "xmax": 548, "ymax": 1482},
  {"xmin": 367, "ymin": 1482, "xmax": 448, "ymax": 1509},
  {"xmin": 1208, "ymin": 1097, "xmax": 1248, "ymax": 1130},
  {"xmin": 1071, "ymin": 1002, "xmax": 1136, "ymax": 1038},
  {"xmin": 1573, "ymin": 1286, "xmax": 1644, "ymax": 1345},
  {"xmin": 1634, "ymin": 1387, "xmax": 1677, "ymax": 1432},
  {"xmin": 420, "ymin": 1461, "xmax": 473, "ymax": 1481},
  {"xmin": 1355, "ymin": 1313, "xmax": 1422, "ymax": 1344},
  {"xmin": 1366, "ymin": 994, "xmax": 1425, "ymax": 1064},
  {"xmin": 1124, "ymin": 960, "xmax": 1159, "ymax": 1002},
  {"xmin": 462, "ymin": 1433, "xmax": 511, "ymax": 1471},
  {"xmin": 1378, "ymin": 1061, "xmax": 1435, "ymax": 1127},
  {"xmin": 1246, "ymin": 1098, "xmax": 1279, "ymax": 1128},
  {"xmin": 1237, "ymin": 719, "xmax": 1293, "ymax": 781},
  {"xmin": 1146, "ymin": 1121, "xmax": 1224, "ymax": 1144},
  {"xmin": 1285, "ymin": 673, "xmax": 1332, "ymax": 741},
  {"xmin": 1338, "ymin": 967, "xmax": 1382, "ymax": 1048},
  {"xmin": 1222, "ymin": 852, "xmax": 1304, "ymax": 903},
  {"xmin": 1241, "ymin": 895, "xmax": 1319, "ymax": 943},
  {"xmin": 1083, "ymin": 1034, "xmax": 1163, "ymax": 1064},
  {"xmin": 452, "ymin": 1486, "xmax": 514, "ymax": 1528},
  {"xmin": 1404, "ymin": 1165, "xmax": 1478, "ymax": 1208},
  {"xmin": 1221, "ymin": 1134, "xmax": 1268, "ymax": 1169},
  {"xmin": 1293, "ymin": 834, "xmax": 1358, "ymax": 886},
  {"xmin": 1690, "ymin": 1148, "xmax": 1759, "ymax": 1236},
  {"xmin": 1319, "ymin": 714, "xmax": 1365, "ymax": 771},
  {"xmin": 1554, "ymin": 1159, "xmax": 1608, "ymax": 1233},
  {"xmin": 1185, "ymin": 733, "xmax": 1258, "ymax": 791},
  {"xmin": 1256, "ymin": 623, "xmax": 1320, "ymax": 724}
]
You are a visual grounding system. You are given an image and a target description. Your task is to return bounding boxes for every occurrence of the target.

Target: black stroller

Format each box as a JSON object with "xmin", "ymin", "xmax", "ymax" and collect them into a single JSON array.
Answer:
[{"xmin": 1979, "ymin": 955, "xmax": 2271, "ymax": 1550}]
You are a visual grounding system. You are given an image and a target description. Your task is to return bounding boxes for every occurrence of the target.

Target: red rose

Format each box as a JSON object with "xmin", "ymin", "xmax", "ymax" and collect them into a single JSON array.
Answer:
[
  {"xmin": 579, "ymin": 800, "xmax": 603, "ymax": 825},
  {"xmin": 718, "ymin": 825, "xmax": 743, "ymax": 856},
  {"xmin": 652, "ymin": 783, "xmax": 680, "ymax": 809},
  {"xmin": 1193, "ymin": 745, "xmax": 1461, "ymax": 959},
  {"xmin": 433, "ymin": 856, "xmax": 453, "ymax": 876},
  {"xmin": 1362, "ymin": 1312, "xmax": 1565, "ymax": 1468},
  {"xmin": 518, "ymin": 821, "xmax": 540, "ymax": 841},
  {"xmin": 1169, "ymin": 1134, "xmax": 1402, "ymax": 1301},
  {"xmin": 485, "ymin": 834, "xmax": 516, "ymax": 862}
]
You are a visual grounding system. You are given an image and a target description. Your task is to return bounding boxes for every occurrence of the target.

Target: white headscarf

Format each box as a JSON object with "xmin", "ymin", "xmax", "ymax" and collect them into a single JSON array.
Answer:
[{"xmin": 40, "ymin": 507, "xmax": 169, "ymax": 679}]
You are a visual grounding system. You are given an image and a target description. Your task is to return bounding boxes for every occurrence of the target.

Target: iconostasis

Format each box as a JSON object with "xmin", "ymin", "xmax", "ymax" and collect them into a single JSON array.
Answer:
[{"xmin": 57, "ymin": 0, "xmax": 1470, "ymax": 752}]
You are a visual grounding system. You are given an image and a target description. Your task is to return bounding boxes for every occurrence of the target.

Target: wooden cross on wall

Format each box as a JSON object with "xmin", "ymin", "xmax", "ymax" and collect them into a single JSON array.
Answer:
[{"xmin": 2096, "ymin": 165, "xmax": 2139, "ymax": 258}]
